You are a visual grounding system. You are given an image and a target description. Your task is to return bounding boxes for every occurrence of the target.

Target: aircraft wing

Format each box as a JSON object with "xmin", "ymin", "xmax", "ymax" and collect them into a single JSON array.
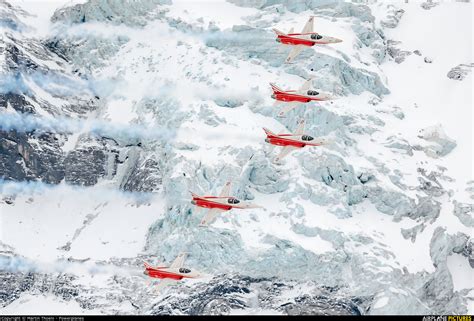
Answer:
[
  {"xmin": 294, "ymin": 119, "xmax": 305, "ymax": 135},
  {"xmin": 301, "ymin": 16, "xmax": 314, "ymax": 34},
  {"xmin": 199, "ymin": 208, "xmax": 225, "ymax": 226},
  {"xmin": 170, "ymin": 252, "xmax": 187, "ymax": 269},
  {"xmin": 154, "ymin": 278, "xmax": 176, "ymax": 293},
  {"xmin": 285, "ymin": 45, "xmax": 304, "ymax": 63},
  {"xmin": 278, "ymin": 102, "xmax": 299, "ymax": 117},
  {"xmin": 275, "ymin": 146, "xmax": 298, "ymax": 163},
  {"xmin": 219, "ymin": 181, "xmax": 232, "ymax": 197},
  {"xmin": 297, "ymin": 78, "xmax": 313, "ymax": 94}
]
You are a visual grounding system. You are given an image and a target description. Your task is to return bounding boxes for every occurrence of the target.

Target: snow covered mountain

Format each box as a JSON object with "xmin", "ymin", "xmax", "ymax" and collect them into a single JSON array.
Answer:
[{"xmin": 0, "ymin": 0, "xmax": 472, "ymax": 315}]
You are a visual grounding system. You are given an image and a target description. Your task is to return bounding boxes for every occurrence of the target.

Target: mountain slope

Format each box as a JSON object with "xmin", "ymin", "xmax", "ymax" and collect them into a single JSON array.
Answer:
[{"xmin": 0, "ymin": 0, "xmax": 472, "ymax": 315}]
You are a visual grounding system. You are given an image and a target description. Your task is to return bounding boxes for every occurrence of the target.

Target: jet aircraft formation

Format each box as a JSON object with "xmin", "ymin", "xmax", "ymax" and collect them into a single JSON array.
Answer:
[{"xmin": 143, "ymin": 16, "xmax": 342, "ymax": 292}]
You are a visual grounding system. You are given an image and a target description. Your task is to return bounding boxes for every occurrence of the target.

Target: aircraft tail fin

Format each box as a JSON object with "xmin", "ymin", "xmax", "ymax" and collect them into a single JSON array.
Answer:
[
  {"xmin": 269, "ymin": 82, "xmax": 284, "ymax": 94},
  {"xmin": 189, "ymin": 191, "xmax": 200, "ymax": 199},
  {"xmin": 263, "ymin": 127, "xmax": 277, "ymax": 137},
  {"xmin": 143, "ymin": 260, "xmax": 153, "ymax": 269},
  {"xmin": 272, "ymin": 28, "xmax": 286, "ymax": 36}
]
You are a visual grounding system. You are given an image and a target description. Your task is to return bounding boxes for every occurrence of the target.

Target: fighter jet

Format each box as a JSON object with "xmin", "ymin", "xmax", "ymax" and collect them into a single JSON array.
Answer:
[
  {"xmin": 263, "ymin": 119, "xmax": 325, "ymax": 163},
  {"xmin": 273, "ymin": 16, "xmax": 342, "ymax": 63},
  {"xmin": 270, "ymin": 78, "xmax": 335, "ymax": 117},
  {"xmin": 191, "ymin": 181, "xmax": 261, "ymax": 226},
  {"xmin": 143, "ymin": 252, "xmax": 201, "ymax": 292}
]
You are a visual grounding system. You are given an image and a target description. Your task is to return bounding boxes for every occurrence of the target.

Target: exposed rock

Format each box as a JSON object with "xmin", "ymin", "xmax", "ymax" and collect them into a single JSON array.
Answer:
[
  {"xmin": 421, "ymin": 1, "xmax": 439, "ymax": 10},
  {"xmin": 64, "ymin": 136, "xmax": 110, "ymax": 186},
  {"xmin": 0, "ymin": 130, "xmax": 65, "ymax": 184},
  {"xmin": 122, "ymin": 156, "xmax": 162, "ymax": 193},
  {"xmin": 447, "ymin": 63, "xmax": 474, "ymax": 81},
  {"xmin": 387, "ymin": 40, "xmax": 412, "ymax": 64},
  {"xmin": 415, "ymin": 168, "xmax": 445, "ymax": 197}
]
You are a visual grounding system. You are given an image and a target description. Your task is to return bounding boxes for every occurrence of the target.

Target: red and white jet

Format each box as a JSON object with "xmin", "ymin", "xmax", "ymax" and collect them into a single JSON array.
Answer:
[
  {"xmin": 273, "ymin": 16, "xmax": 342, "ymax": 63},
  {"xmin": 270, "ymin": 78, "xmax": 335, "ymax": 117},
  {"xmin": 263, "ymin": 119, "xmax": 325, "ymax": 162},
  {"xmin": 191, "ymin": 181, "xmax": 261, "ymax": 226},
  {"xmin": 143, "ymin": 252, "xmax": 201, "ymax": 292}
]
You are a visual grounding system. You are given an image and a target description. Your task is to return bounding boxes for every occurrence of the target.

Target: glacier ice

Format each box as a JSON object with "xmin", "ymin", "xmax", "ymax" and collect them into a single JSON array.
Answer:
[
  {"xmin": 0, "ymin": 0, "xmax": 472, "ymax": 315},
  {"xmin": 51, "ymin": 0, "xmax": 171, "ymax": 26}
]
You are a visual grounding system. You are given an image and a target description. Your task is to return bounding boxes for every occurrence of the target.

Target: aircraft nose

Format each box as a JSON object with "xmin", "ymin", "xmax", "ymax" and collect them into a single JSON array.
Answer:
[
  {"xmin": 333, "ymin": 38, "xmax": 342, "ymax": 43},
  {"xmin": 271, "ymin": 94, "xmax": 276, "ymax": 99},
  {"xmin": 275, "ymin": 38, "xmax": 281, "ymax": 43},
  {"xmin": 191, "ymin": 200, "xmax": 196, "ymax": 205},
  {"xmin": 265, "ymin": 138, "xmax": 269, "ymax": 143}
]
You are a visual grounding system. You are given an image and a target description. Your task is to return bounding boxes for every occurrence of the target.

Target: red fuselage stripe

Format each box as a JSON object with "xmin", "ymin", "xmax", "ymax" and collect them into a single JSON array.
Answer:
[
  {"xmin": 266, "ymin": 135, "xmax": 322, "ymax": 147},
  {"xmin": 278, "ymin": 35, "xmax": 315, "ymax": 46},
  {"xmin": 273, "ymin": 92, "xmax": 325, "ymax": 103},
  {"xmin": 146, "ymin": 269, "xmax": 186, "ymax": 280},
  {"xmin": 267, "ymin": 136, "xmax": 305, "ymax": 148},
  {"xmin": 193, "ymin": 197, "xmax": 232, "ymax": 210},
  {"xmin": 277, "ymin": 34, "xmax": 332, "ymax": 45}
]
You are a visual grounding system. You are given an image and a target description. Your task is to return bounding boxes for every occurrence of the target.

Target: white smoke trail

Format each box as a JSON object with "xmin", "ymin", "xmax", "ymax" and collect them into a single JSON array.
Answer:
[
  {"xmin": 201, "ymin": 29, "xmax": 271, "ymax": 45},
  {"xmin": 0, "ymin": 179, "xmax": 156, "ymax": 202},
  {"xmin": 0, "ymin": 179, "xmax": 51, "ymax": 196},
  {"xmin": 0, "ymin": 112, "xmax": 176, "ymax": 143},
  {"xmin": 0, "ymin": 70, "xmax": 124, "ymax": 99},
  {"xmin": 0, "ymin": 74, "xmax": 31, "ymax": 95},
  {"xmin": 0, "ymin": 255, "xmax": 141, "ymax": 277}
]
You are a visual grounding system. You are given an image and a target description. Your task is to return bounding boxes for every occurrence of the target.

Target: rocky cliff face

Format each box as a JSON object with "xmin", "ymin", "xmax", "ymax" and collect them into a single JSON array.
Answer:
[
  {"xmin": 0, "ymin": 0, "xmax": 165, "ymax": 191},
  {"xmin": 0, "ymin": 0, "xmax": 472, "ymax": 315}
]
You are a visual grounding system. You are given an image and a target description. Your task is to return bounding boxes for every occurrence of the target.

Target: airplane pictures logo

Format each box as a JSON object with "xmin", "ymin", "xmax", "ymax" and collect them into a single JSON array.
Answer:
[{"xmin": 423, "ymin": 316, "xmax": 472, "ymax": 321}]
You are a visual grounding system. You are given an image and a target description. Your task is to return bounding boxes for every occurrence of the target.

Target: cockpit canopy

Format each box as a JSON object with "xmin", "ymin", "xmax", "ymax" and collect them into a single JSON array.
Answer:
[
  {"xmin": 179, "ymin": 268, "xmax": 191, "ymax": 273},
  {"xmin": 302, "ymin": 135, "xmax": 314, "ymax": 141},
  {"xmin": 307, "ymin": 90, "xmax": 319, "ymax": 96},
  {"xmin": 227, "ymin": 198, "xmax": 240, "ymax": 204},
  {"xmin": 311, "ymin": 34, "xmax": 323, "ymax": 40}
]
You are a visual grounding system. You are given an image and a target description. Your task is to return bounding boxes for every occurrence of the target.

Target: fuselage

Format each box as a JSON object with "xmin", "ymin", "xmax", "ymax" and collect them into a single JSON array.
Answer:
[
  {"xmin": 265, "ymin": 133, "xmax": 323, "ymax": 148},
  {"xmin": 276, "ymin": 33, "xmax": 342, "ymax": 46},
  {"xmin": 144, "ymin": 266, "xmax": 200, "ymax": 280},
  {"xmin": 271, "ymin": 89, "xmax": 334, "ymax": 103},
  {"xmin": 191, "ymin": 195, "xmax": 256, "ymax": 211}
]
